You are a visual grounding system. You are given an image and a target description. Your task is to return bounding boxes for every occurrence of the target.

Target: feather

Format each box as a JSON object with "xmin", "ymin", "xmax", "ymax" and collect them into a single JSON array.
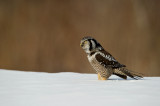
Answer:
[{"xmin": 115, "ymin": 68, "xmax": 143, "ymax": 80}]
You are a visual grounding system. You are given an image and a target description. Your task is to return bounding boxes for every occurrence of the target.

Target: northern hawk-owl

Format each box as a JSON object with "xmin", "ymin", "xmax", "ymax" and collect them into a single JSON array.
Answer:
[{"xmin": 80, "ymin": 36, "xmax": 142, "ymax": 80}]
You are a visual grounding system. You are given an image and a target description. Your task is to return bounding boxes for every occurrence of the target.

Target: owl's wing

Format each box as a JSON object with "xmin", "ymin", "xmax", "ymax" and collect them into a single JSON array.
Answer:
[{"xmin": 95, "ymin": 53, "xmax": 126, "ymax": 68}]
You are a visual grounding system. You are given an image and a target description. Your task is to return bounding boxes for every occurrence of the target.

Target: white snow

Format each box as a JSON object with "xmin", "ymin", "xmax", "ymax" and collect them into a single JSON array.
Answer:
[{"xmin": 0, "ymin": 69, "xmax": 160, "ymax": 106}]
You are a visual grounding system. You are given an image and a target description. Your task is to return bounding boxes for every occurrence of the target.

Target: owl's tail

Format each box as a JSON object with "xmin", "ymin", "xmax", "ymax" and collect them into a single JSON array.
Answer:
[{"xmin": 113, "ymin": 68, "xmax": 143, "ymax": 80}]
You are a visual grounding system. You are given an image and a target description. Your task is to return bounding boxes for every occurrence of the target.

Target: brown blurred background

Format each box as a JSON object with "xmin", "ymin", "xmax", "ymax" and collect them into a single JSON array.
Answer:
[{"xmin": 0, "ymin": 0, "xmax": 160, "ymax": 76}]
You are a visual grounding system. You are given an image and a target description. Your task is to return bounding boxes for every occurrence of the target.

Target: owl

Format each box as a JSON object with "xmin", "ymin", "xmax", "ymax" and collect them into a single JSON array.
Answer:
[{"xmin": 80, "ymin": 36, "xmax": 143, "ymax": 80}]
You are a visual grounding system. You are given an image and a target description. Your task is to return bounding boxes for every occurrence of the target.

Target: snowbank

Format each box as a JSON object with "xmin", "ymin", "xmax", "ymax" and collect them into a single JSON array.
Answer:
[{"xmin": 0, "ymin": 69, "xmax": 160, "ymax": 106}]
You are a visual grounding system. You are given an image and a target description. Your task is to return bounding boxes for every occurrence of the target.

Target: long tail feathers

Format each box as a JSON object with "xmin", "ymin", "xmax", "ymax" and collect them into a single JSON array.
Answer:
[{"xmin": 114, "ymin": 68, "xmax": 143, "ymax": 80}]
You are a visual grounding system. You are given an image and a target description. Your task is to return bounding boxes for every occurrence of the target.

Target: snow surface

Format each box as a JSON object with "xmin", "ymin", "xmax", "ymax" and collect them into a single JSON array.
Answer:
[{"xmin": 0, "ymin": 69, "xmax": 160, "ymax": 106}]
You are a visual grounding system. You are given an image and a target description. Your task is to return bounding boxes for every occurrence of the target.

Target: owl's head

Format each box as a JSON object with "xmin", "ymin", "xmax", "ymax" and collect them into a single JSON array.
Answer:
[{"xmin": 80, "ymin": 36, "xmax": 103, "ymax": 54}]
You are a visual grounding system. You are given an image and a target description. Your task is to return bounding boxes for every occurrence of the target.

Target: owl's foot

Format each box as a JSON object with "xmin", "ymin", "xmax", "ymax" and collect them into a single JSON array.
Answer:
[
  {"xmin": 98, "ymin": 73, "xmax": 101, "ymax": 80},
  {"xmin": 97, "ymin": 73, "xmax": 107, "ymax": 80},
  {"xmin": 101, "ymin": 77, "xmax": 107, "ymax": 80}
]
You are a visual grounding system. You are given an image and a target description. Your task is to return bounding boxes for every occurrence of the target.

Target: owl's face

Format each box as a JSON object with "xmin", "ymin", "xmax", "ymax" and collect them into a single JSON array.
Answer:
[{"xmin": 80, "ymin": 36, "xmax": 103, "ymax": 54}]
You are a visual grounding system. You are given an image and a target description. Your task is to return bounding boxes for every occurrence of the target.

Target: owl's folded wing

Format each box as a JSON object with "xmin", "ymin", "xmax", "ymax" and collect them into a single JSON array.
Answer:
[{"xmin": 95, "ymin": 53, "xmax": 126, "ymax": 68}]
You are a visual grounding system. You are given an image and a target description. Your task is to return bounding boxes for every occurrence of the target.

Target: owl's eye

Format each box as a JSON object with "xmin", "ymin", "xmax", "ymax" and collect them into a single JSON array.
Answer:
[
  {"xmin": 84, "ymin": 41, "xmax": 88, "ymax": 45},
  {"xmin": 80, "ymin": 41, "xmax": 85, "ymax": 47},
  {"xmin": 80, "ymin": 40, "xmax": 88, "ymax": 47}
]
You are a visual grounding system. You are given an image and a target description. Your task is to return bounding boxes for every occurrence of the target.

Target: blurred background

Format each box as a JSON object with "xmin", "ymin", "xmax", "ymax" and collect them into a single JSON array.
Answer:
[{"xmin": 0, "ymin": 0, "xmax": 160, "ymax": 76}]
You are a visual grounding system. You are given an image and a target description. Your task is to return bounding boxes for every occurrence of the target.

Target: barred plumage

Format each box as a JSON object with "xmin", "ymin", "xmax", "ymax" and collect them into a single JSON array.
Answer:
[{"xmin": 80, "ymin": 36, "xmax": 143, "ymax": 80}]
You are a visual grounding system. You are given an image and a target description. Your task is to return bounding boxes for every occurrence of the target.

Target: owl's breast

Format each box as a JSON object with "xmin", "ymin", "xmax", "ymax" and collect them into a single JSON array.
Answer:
[
  {"xmin": 87, "ymin": 53, "xmax": 113, "ymax": 78},
  {"xmin": 88, "ymin": 54, "xmax": 106, "ymax": 73}
]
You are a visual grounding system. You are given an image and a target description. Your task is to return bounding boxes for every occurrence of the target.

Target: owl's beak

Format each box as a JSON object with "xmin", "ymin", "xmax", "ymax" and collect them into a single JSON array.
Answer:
[{"xmin": 80, "ymin": 43, "xmax": 82, "ymax": 47}]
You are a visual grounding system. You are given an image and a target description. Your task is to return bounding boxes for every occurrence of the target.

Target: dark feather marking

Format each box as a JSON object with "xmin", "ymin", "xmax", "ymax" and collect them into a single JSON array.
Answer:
[
  {"xmin": 90, "ymin": 51, "xmax": 96, "ymax": 56},
  {"xmin": 88, "ymin": 40, "xmax": 93, "ymax": 51},
  {"xmin": 113, "ymin": 73, "xmax": 127, "ymax": 79}
]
